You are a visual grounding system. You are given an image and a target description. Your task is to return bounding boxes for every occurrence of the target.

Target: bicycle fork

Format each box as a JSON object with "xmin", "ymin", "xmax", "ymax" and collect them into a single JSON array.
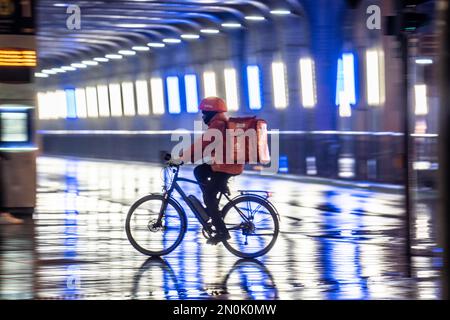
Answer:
[{"xmin": 154, "ymin": 192, "xmax": 170, "ymax": 228}]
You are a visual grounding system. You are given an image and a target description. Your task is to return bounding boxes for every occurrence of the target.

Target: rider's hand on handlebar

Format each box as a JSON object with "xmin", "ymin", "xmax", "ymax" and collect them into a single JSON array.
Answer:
[
  {"xmin": 164, "ymin": 153, "xmax": 183, "ymax": 167},
  {"xmin": 169, "ymin": 159, "xmax": 184, "ymax": 167},
  {"xmin": 164, "ymin": 153, "xmax": 172, "ymax": 161}
]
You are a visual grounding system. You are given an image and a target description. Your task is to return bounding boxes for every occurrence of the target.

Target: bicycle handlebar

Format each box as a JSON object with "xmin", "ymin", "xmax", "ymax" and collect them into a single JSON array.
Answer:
[
  {"xmin": 163, "ymin": 152, "xmax": 184, "ymax": 167},
  {"xmin": 166, "ymin": 159, "xmax": 184, "ymax": 167}
]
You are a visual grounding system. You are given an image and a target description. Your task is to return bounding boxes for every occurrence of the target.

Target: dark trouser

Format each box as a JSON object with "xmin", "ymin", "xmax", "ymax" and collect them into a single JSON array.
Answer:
[{"xmin": 194, "ymin": 164, "xmax": 233, "ymax": 234}]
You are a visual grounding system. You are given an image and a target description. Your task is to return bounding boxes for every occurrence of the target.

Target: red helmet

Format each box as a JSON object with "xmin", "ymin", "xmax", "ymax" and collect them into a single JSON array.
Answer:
[{"xmin": 199, "ymin": 97, "xmax": 227, "ymax": 112}]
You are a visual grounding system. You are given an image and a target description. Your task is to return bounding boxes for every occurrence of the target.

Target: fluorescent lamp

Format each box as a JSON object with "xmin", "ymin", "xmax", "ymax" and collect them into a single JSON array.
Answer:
[
  {"xmin": 121, "ymin": 82, "xmax": 136, "ymax": 116},
  {"xmin": 118, "ymin": 50, "xmax": 136, "ymax": 56},
  {"xmin": 41, "ymin": 92, "xmax": 51, "ymax": 119},
  {"xmin": 35, "ymin": 73, "xmax": 48, "ymax": 78},
  {"xmin": 42, "ymin": 69, "xmax": 56, "ymax": 74},
  {"xmin": 150, "ymin": 78, "xmax": 165, "ymax": 115},
  {"xmin": 272, "ymin": 62, "xmax": 288, "ymax": 109},
  {"xmin": 52, "ymin": 91, "xmax": 62, "ymax": 119},
  {"xmin": 415, "ymin": 58, "xmax": 433, "ymax": 65},
  {"xmin": 71, "ymin": 63, "xmax": 87, "ymax": 68},
  {"xmin": 200, "ymin": 29, "xmax": 220, "ymax": 34},
  {"xmin": 299, "ymin": 58, "xmax": 316, "ymax": 108},
  {"xmin": 37, "ymin": 92, "xmax": 48, "ymax": 119},
  {"xmin": 184, "ymin": 74, "xmax": 199, "ymax": 113},
  {"xmin": 94, "ymin": 57, "xmax": 109, "ymax": 62},
  {"xmin": 117, "ymin": 23, "xmax": 148, "ymax": 28},
  {"xmin": 108, "ymin": 83, "xmax": 123, "ymax": 117},
  {"xmin": 378, "ymin": 49, "xmax": 386, "ymax": 105},
  {"xmin": 105, "ymin": 54, "xmax": 122, "ymax": 59},
  {"xmin": 246, "ymin": 65, "xmax": 262, "ymax": 110},
  {"xmin": 245, "ymin": 16, "xmax": 265, "ymax": 21},
  {"xmin": 97, "ymin": 85, "xmax": 110, "ymax": 117},
  {"xmin": 132, "ymin": 46, "xmax": 150, "ymax": 51},
  {"xmin": 224, "ymin": 68, "xmax": 239, "ymax": 111},
  {"xmin": 147, "ymin": 42, "xmax": 165, "ymax": 48},
  {"xmin": 166, "ymin": 76, "xmax": 181, "ymax": 114},
  {"xmin": 135, "ymin": 80, "xmax": 150, "ymax": 115},
  {"xmin": 270, "ymin": 10, "xmax": 291, "ymax": 15},
  {"xmin": 55, "ymin": 90, "xmax": 67, "ymax": 119},
  {"xmin": 52, "ymin": 68, "xmax": 66, "ymax": 73},
  {"xmin": 366, "ymin": 49, "xmax": 383, "ymax": 106},
  {"xmin": 221, "ymin": 22, "xmax": 242, "ymax": 28},
  {"xmin": 86, "ymin": 86, "xmax": 99, "ymax": 117},
  {"xmin": 46, "ymin": 91, "xmax": 58, "ymax": 119},
  {"xmin": 40, "ymin": 92, "xmax": 50, "ymax": 119},
  {"xmin": 37, "ymin": 92, "xmax": 53, "ymax": 120},
  {"xmin": 75, "ymin": 88, "xmax": 88, "ymax": 118},
  {"xmin": 203, "ymin": 71, "xmax": 217, "ymax": 97},
  {"xmin": 82, "ymin": 60, "xmax": 98, "ymax": 66},
  {"xmin": 181, "ymin": 34, "xmax": 200, "ymax": 39},
  {"xmin": 342, "ymin": 53, "xmax": 356, "ymax": 105},
  {"xmin": 61, "ymin": 66, "xmax": 76, "ymax": 71},
  {"xmin": 162, "ymin": 38, "xmax": 181, "ymax": 44},
  {"xmin": 414, "ymin": 84, "xmax": 428, "ymax": 115}
]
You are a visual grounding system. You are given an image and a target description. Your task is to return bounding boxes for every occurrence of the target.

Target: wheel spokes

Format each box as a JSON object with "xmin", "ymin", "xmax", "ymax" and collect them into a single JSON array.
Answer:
[
  {"xmin": 129, "ymin": 199, "xmax": 183, "ymax": 254},
  {"xmin": 224, "ymin": 198, "xmax": 277, "ymax": 255}
]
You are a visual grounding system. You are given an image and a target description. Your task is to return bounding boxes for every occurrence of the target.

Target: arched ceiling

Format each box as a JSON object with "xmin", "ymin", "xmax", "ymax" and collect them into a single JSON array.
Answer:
[{"xmin": 36, "ymin": 0, "xmax": 305, "ymax": 69}]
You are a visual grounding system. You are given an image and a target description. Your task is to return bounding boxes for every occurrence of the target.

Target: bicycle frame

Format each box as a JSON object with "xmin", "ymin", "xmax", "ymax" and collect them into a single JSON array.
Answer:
[{"xmin": 155, "ymin": 165, "xmax": 252, "ymax": 230}]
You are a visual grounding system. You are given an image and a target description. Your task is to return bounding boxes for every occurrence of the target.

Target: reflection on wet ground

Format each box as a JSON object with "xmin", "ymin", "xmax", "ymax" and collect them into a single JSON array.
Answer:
[{"xmin": 0, "ymin": 157, "xmax": 442, "ymax": 299}]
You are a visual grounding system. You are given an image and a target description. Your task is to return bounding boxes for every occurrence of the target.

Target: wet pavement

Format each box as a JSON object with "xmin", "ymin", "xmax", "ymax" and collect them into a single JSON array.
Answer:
[{"xmin": 0, "ymin": 156, "xmax": 442, "ymax": 299}]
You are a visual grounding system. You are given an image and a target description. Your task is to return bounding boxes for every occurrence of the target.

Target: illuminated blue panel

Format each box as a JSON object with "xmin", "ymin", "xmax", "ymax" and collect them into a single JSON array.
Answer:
[
  {"xmin": 166, "ymin": 76, "xmax": 181, "ymax": 114},
  {"xmin": 65, "ymin": 89, "xmax": 77, "ymax": 119},
  {"xmin": 279, "ymin": 155, "xmax": 288, "ymax": 173},
  {"xmin": 246, "ymin": 65, "xmax": 262, "ymax": 110},
  {"xmin": 336, "ymin": 53, "xmax": 356, "ymax": 106},
  {"xmin": 184, "ymin": 74, "xmax": 199, "ymax": 113},
  {"xmin": 342, "ymin": 53, "xmax": 356, "ymax": 104},
  {"xmin": 335, "ymin": 58, "xmax": 344, "ymax": 106}
]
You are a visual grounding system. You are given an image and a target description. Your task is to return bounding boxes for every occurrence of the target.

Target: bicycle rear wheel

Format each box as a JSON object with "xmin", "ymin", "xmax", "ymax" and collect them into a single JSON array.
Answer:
[
  {"xmin": 222, "ymin": 195, "xmax": 279, "ymax": 258},
  {"xmin": 126, "ymin": 194, "xmax": 187, "ymax": 256}
]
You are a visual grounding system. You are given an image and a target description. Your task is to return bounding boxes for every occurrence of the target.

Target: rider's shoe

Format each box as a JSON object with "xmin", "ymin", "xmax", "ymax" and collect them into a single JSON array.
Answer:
[
  {"xmin": 206, "ymin": 232, "xmax": 231, "ymax": 245},
  {"xmin": 0, "ymin": 212, "xmax": 24, "ymax": 225}
]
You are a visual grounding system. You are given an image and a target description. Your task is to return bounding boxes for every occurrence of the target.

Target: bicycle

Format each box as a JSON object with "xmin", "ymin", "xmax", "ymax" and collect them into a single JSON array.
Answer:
[{"xmin": 125, "ymin": 160, "xmax": 280, "ymax": 258}]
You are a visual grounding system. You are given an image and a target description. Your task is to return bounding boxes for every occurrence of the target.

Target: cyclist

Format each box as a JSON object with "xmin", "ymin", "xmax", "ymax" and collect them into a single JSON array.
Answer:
[{"xmin": 180, "ymin": 97, "xmax": 244, "ymax": 245}]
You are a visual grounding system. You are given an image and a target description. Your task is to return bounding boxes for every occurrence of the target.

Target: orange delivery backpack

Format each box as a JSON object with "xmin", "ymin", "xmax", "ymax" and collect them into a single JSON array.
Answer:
[{"xmin": 225, "ymin": 116, "xmax": 270, "ymax": 165}]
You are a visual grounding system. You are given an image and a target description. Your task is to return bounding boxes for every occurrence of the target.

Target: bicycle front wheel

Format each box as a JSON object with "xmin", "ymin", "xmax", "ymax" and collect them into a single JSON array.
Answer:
[
  {"xmin": 126, "ymin": 194, "xmax": 187, "ymax": 256},
  {"xmin": 222, "ymin": 195, "xmax": 279, "ymax": 258}
]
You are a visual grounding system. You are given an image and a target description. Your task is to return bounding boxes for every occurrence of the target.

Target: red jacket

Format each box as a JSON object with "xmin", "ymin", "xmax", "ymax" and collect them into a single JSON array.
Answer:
[{"xmin": 182, "ymin": 113, "xmax": 244, "ymax": 175}]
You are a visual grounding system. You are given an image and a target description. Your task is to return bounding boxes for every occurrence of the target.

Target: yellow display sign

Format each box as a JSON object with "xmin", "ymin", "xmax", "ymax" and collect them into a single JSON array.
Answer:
[
  {"xmin": 0, "ymin": 49, "xmax": 36, "ymax": 67},
  {"xmin": 0, "ymin": 0, "xmax": 15, "ymax": 16}
]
